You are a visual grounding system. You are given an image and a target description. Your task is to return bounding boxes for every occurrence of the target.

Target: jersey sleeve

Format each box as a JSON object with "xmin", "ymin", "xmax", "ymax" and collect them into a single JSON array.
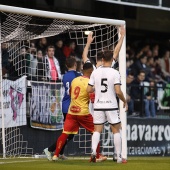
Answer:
[
  {"xmin": 114, "ymin": 70, "xmax": 121, "ymax": 85},
  {"xmin": 88, "ymin": 71, "xmax": 95, "ymax": 86},
  {"xmin": 111, "ymin": 59, "xmax": 116, "ymax": 67}
]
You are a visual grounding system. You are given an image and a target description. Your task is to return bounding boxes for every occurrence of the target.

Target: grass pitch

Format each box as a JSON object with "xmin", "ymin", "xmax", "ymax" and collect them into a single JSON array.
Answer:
[{"xmin": 0, "ymin": 157, "xmax": 170, "ymax": 170}]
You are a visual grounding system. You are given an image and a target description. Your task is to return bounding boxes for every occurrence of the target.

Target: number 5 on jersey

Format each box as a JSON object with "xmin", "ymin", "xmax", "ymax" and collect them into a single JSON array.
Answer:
[{"xmin": 101, "ymin": 78, "xmax": 108, "ymax": 93}]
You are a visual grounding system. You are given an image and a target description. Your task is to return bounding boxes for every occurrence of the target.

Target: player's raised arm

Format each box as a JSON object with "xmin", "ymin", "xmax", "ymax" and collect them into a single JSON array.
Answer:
[
  {"xmin": 82, "ymin": 32, "xmax": 95, "ymax": 63},
  {"xmin": 113, "ymin": 26, "xmax": 125, "ymax": 61}
]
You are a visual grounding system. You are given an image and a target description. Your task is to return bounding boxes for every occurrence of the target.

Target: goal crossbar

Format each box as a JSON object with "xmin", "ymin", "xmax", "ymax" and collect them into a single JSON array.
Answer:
[{"xmin": 0, "ymin": 4, "xmax": 125, "ymax": 27}]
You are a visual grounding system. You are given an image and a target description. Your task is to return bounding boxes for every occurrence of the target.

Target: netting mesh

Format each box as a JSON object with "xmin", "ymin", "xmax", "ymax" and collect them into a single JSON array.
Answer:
[
  {"xmin": 0, "ymin": 11, "xmax": 120, "ymax": 158},
  {"xmin": 1, "ymin": 12, "xmax": 104, "ymax": 42},
  {"xmin": 70, "ymin": 25, "xmax": 118, "ymax": 58}
]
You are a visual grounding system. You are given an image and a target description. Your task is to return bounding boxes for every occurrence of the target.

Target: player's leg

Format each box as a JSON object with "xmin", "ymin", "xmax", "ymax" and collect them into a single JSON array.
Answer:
[
  {"xmin": 91, "ymin": 111, "xmax": 106, "ymax": 162},
  {"xmin": 78, "ymin": 113, "xmax": 106, "ymax": 162},
  {"xmin": 44, "ymin": 113, "xmax": 68, "ymax": 160},
  {"xmin": 44, "ymin": 138, "xmax": 69, "ymax": 160},
  {"xmin": 91, "ymin": 124, "xmax": 103, "ymax": 161},
  {"xmin": 58, "ymin": 113, "xmax": 71, "ymax": 160},
  {"xmin": 59, "ymin": 134, "xmax": 74, "ymax": 160},
  {"xmin": 110, "ymin": 123, "xmax": 122, "ymax": 163},
  {"xmin": 106, "ymin": 110, "xmax": 122, "ymax": 163},
  {"xmin": 52, "ymin": 133, "xmax": 69, "ymax": 161},
  {"xmin": 52, "ymin": 114, "xmax": 79, "ymax": 161}
]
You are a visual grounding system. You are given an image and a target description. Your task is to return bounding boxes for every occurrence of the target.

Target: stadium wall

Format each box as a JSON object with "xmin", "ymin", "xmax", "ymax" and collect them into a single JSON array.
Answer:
[{"xmin": 3, "ymin": 117, "xmax": 169, "ymax": 157}]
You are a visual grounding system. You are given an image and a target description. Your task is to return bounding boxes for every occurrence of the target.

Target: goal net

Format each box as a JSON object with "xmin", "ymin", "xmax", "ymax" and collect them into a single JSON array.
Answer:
[{"xmin": 0, "ymin": 5, "xmax": 126, "ymax": 159}]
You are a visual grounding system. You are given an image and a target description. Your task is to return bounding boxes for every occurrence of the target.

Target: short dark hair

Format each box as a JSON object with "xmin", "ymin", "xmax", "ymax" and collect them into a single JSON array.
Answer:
[
  {"xmin": 65, "ymin": 56, "xmax": 77, "ymax": 68},
  {"xmin": 139, "ymin": 70, "xmax": 146, "ymax": 75},
  {"xmin": 97, "ymin": 50, "xmax": 113, "ymax": 62},
  {"xmin": 96, "ymin": 51, "xmax": 104, "ymax": 61},
  {"xmin": 139, "ymin": 53, "xmax": 147, "ymax": 60},
  {"xmin": 83, "ymin": 62, "xmax": 93, "ymax": 71},
  {"xmin": 128, "ymin": 71, "xmax": 134, "ymax": 77},
  {"xmin": 46, "ymin": 45, "xmax": 55, "ymax": 51}
]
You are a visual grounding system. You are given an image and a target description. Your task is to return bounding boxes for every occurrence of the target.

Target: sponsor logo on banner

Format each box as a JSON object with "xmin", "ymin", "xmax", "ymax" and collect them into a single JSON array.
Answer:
[
  {"xmin": 0, "ymin": 76, "xmax": 27, "ymax": 128},
  {"xmin": 30, "ymin": 81, "xmax": 64, "ymax": 130},
  {"xmin": 127, "ymin": 118, "xmax": 170, "ymax": 156}
]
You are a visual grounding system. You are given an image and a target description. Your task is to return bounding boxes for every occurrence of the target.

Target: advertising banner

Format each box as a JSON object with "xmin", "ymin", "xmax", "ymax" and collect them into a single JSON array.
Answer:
[
  {"xmin": 127, "ymin": 118, "xmax": 170, "ymax": 156},
  {"xmin": 30, "ymin": 81, "xmax": 64, "ymax": 130},
  {"xmin": 0, "ymin": 76, "xmax": 27, "ymax": 128}
]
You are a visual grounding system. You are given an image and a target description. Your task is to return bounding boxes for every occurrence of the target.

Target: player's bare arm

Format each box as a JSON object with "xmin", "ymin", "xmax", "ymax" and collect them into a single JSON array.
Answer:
[
  {"xmin": 87, "ymin": 84, "xmax": 95, "ymax": 93},
  {"xmin": 113, "ymin": 26, "xmax": 125, "ymax": 61},
  {"xmin": 82, "ymin": 32, "xmax": 94, "ymax": 63},
  {"xmin": 114, "ymin": 84, "xmax": 128, "ymax": 111}
]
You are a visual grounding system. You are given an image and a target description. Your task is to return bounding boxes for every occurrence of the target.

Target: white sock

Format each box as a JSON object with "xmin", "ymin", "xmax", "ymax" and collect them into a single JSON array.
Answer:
[
  {"xmin": 113, "ymin": 132, "xmax": 122, "ymax": 159},
  {"xmin": 92, "ymin": 131, "xmax": 100, "ymax": 155}
]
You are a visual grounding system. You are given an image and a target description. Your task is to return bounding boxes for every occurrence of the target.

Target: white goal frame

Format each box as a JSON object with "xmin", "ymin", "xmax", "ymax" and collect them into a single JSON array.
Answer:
[{"xmin": 0, "ymin": 4, "xmax": 126, "ymax": 159}]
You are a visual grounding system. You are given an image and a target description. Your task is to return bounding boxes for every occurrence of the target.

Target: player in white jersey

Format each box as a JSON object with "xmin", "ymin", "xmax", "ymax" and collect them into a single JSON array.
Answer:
[
  {"xmin": 82, "ymin": 26, "xmax": 125, "ymax": 114},
  {"xmin": 82, "ymin": 26, "xmax": 126, "ymax": 161},
  {"xmin": 87, "ymin": 50, "xmax": 128, "ymax": 163}
]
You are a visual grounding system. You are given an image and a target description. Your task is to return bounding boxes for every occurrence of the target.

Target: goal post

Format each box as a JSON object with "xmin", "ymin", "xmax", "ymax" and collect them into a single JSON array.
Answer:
[
  {"xmin": 0, "ymin": 5, "xmax": 125, "ymax": 25},
  {"xmin": 0, "ymin": 4, "xmax": 126, "ymax": 159}
]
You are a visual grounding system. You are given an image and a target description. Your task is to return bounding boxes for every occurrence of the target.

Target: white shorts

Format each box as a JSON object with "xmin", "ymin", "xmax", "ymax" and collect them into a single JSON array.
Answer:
[{"xmin": 93, "ymin": 110, "xmax": 121, "ymax": 125}]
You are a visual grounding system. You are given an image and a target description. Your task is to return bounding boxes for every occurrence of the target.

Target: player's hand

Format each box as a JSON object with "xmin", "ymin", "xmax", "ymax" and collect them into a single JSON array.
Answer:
[
  {"xmin": 89, "ymin": 92, "xmax": 95, "ymax": 103},
  {"xmin": 87, "ymin": 32, "xmax": 95, "ymax": 44},
  {"xmin": 123, "ymin": 102, "xmax": 128, "ymax": 112},
  {"xmin": 119, "ymin": 25, "xmax": 125, "ymax": 37}
]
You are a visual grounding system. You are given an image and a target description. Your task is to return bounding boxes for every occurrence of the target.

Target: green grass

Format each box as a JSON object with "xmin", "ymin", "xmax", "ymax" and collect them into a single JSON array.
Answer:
[{"xmin": 0, "ymin": 157, "xmax": 170, "ymax": 170}]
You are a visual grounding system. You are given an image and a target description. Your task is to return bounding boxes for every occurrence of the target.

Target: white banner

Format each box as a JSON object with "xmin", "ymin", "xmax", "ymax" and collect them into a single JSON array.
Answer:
[
  {"xmin": 30, "ymin": 81, "xmax": 64, "ymax": 131},
  {"xmin": 0, "ymin": 76, "xmax": 27, "ymax": 128}
]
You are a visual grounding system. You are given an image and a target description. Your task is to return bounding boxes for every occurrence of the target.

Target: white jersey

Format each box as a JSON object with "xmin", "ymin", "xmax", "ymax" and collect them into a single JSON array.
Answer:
[{"xmin": 88, "ymin": 66, "xmax": 121, "ymax": 110}]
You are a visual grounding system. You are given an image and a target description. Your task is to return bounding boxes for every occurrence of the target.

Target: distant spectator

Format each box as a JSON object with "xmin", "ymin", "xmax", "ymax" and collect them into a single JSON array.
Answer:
[
  {"xmin": 130, "ymin": 54, "xmax": 147, "ymax": 76},
  {"xmin": 130, "ymin": 70, "xmax": 146, "ymax": 117},
  {"xmin": 28, "ymin": 48, "xmax": 38, "ymax": 77},
  {"xmin": 131, "ymin": 54, "xmax": 153, "ymax": 81},
  {"xmin": 55, "ymin": 39, "xmax": 66, "ymax": 74},
  {"xmin": 36, "ymin": 45, "xmax": 61, "ymax": 81},
  {"xmin": 126, "ymin": 58, "xmax": 133, "ymax": 75},
  {"xmin": 30, "ymin": 41, "xmax": 36, "ymax": 48},
  {"xmin": 146, "ymin": 49, "xmax": 153, "ymax": 57},
  {"xmin": 63, "ymin": 40, "xmax": 76, "ymax": 58},
  {"xmin": 159, "ymin": 50, "xmax": 170, "ymax": 82},
  {"xmin": 153, "ymin": 56, "xmax": 167, "ymax": 84},
  {"xmin": 145, "ymin": 80, "xmax": 157, "ymax": 117},
  {"xmin": 2, "ymin": 43, "xmax": 10, "ymax": 76},
  {"xmin": 126, "ymin": 72, "xmax": 135, "ymax": 115},
  {"xmin": 152, "ymin": 44, "xmax": 159, "ymax": 57},
  {"xmin": 9, "ymin": 47, "xmax": 30, "ymax": 78},
  {"xmin": 36, "ymin": 38, "xmax": 48, "ymax": 56},
  {"xmin": 37, "ymin": 50, "xmax": 43, "ymax": 59}
]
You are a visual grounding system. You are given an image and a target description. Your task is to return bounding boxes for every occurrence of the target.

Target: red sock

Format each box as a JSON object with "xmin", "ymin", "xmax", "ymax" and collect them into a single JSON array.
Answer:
[
  {"xmin": 96, "ymin": 142, "xmax": 100, "ymax": 159},
  {"xmin": 54, "ymin": 133, "xmax": 68, "ymax": 156}
]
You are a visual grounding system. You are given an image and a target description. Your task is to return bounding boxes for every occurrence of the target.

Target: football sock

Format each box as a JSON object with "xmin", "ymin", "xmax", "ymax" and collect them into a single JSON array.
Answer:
[
  {"xmin": 48, "ymin": 142, "xmax": 56, "ymax": 152},
  {"xmin": 60, "ymin": 134, "xmax": 74, "ymax": 155},
  {"xmin": 96, "ymin": 142, "xmax": 100, "ymax": 159},
  {"xmin": 54, "ymin": 133, "xmax": 68, "ymax": 156},
  {"xmin": 92, "ymin": 131, "xmax": 100, "ymax": 156},
  {"xmin": 113, "ymin": 132, "xmax": 122, "ymax": 159}
]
